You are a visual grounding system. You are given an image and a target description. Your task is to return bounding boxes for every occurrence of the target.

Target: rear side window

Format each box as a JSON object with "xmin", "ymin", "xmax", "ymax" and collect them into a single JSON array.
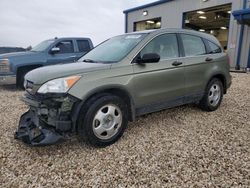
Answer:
[
  {"xmin": 140, "ymin": 33, "xmax": 179, "ymax": 60},
  {"xmin": 77, "ymin": 40, "xmax": 91, "ymax": 52},
  {"xmin": 181, "ymin": 34, "xmax": 206, "ymax": 56},
  {"xmin": 55, "ymin": 40, "xmax": 74, "ymax": 54},
  {"xmin": 206, "ymin": 40, "xmax": 222, "ymax": 54}
]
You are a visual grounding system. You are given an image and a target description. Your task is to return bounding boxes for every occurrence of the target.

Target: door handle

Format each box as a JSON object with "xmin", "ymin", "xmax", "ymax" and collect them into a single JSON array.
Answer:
[
  {"xmin": 69, "ymin": 55, "xmax": 77, "ymax": 58},
  {"xmin": 205, "ymin": 57, "xmax": 213, "ymax": 62},
  {"xmin": 172, "ymin": 61, "xmax": 183, "ymax": 66}
]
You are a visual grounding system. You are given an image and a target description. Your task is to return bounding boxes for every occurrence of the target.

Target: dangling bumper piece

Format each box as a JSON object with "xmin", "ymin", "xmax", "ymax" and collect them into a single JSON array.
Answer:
[
  {"xmin": 15, "ymin": 110, "xmax": 64, "ymax": 146},
  {"xmin": 15, "ymin": 93, "xmax": 80, "ymax": 146}
]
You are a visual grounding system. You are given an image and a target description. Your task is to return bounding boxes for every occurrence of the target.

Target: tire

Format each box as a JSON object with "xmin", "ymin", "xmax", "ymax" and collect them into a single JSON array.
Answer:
[
  {"xmin": 198, "ymin": 78, "xmax": 224, "ymax": 112},
  {"xmin": 16, "ymin": 68, "xmax": 30, "ymax": 89},
  {"xmin": 77, "ymin": 94, "xmax": 128, "ymax": 147}
]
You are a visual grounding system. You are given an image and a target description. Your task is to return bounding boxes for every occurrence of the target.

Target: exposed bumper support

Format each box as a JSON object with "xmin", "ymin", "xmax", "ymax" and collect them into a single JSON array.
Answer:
[{"xmin": 15, "ymin": 110, "xmax": 64, "ymax": 146}]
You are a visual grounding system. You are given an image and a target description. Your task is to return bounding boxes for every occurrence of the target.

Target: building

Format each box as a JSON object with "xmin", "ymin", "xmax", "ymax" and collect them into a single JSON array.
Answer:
[{"xmin": 123, "ymin": 0, "xmax": 250, "ymax": 70}]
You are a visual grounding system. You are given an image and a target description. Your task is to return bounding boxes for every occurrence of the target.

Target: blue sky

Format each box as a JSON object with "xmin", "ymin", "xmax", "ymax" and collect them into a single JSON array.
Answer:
[{"xmin": 0, "ymin": 0, "xmax": 155, "ymax": 47}]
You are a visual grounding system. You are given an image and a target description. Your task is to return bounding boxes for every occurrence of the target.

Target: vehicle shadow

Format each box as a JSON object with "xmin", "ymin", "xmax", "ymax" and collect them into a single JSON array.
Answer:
[
  {"xmin": 15, "ymin": 104, "xmax": 201, "ymax": 156},
  {"xmin": 0, "ymin": 84, "xmax": 21, "ymax": 91}
]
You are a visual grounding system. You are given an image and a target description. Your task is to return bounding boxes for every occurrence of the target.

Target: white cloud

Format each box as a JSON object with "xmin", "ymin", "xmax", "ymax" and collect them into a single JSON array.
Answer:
[{"xmin": 0, "ymin": 0, "xmax": 155, "ymax": 47}]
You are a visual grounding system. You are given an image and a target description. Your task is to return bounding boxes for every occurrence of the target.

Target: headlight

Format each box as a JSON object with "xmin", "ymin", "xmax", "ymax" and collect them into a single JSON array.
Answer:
[
  {"xmin": 0, "ymin": 59, "xmax": 10, "ymax": 73},
  {"xmin": 37, "ymin": 75, "xmax": 81, "ymax": 94}
]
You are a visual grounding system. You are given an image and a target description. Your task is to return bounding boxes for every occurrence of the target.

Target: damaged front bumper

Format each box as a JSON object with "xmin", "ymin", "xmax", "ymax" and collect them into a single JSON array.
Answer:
[
  {"xmin": 15, "ymin": 110, "xmax": 65, "ymax": 145},
  {"xmin": 15, "ymin": 93, "xmax": 80, "ymax": 146}
]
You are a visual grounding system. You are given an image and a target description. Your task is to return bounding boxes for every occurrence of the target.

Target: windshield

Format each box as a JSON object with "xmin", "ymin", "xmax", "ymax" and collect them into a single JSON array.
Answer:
[
  {"xmin": 79, "ymin": 33, "xmax": 147, "ymax": 63},
  {"xmin": 31, "ymin": 39, "xmax": 55, "ymax": 52}
]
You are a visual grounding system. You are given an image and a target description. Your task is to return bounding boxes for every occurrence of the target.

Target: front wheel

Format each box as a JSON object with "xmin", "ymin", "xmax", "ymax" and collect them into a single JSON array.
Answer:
[
  {"xmin": 16, "ymin": 68, "xmax": 30, "ymax": 89},
  {"xmin": 198, "ymin": 78, "xmax": 224, "ymax": 111},
  {"xmin": 77, "ymin": 95, "xmax": 128, "ymax": 147}
]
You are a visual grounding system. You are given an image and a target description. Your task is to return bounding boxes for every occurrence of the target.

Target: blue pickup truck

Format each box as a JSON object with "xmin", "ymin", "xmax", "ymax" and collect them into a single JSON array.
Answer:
[{"xmin": 0, "ymin": 37, "xmax": 93, "ymax": 88}]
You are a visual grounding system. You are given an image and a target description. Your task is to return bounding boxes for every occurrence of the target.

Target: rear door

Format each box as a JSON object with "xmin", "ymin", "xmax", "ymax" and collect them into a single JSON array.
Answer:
[
  {"xmin": 47, "ymin": 40, "xmax": 77, "ymax": 65},
  {"xmin": 132, "ymin": 33, "xmax": 186, "ymax": 110},
  {"xmin": 179, "ymin": 34, "xmax": 215, "ymax": 102}
]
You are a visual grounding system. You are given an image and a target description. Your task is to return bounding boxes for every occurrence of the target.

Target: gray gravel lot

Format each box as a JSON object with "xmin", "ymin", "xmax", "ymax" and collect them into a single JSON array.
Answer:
[{"xmin": 0, "ymin": 73, "xmax": 250, "ymax": 187}]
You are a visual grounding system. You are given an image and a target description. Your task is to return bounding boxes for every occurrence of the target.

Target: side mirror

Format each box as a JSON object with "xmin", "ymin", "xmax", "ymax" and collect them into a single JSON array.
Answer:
[
  {"xmin": 137, "ymin": 53, "xmax": 160, "ymax": 64},
  {"xmin": 50, "ymin": 47, "xmax": 60, "ymax": 54}
]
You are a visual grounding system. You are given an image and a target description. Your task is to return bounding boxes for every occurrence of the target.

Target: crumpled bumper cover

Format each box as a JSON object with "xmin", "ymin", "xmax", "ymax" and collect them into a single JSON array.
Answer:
[{"xmin": 15, "ymin": 110, "xmax": 64, "ymax": 146}]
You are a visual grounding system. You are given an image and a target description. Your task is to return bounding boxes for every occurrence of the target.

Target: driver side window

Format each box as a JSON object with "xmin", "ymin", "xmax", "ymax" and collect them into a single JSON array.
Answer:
[
  {"xmin": 55, "ymin": 40, "xmax": 74, "ymax": 54},
  {"xmin": 140, "ymin": 33, "xmax": 179, "ymax": 60}
]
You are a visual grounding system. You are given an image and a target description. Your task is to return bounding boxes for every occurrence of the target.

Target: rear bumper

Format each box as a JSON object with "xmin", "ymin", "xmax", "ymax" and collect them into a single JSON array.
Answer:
[
  {"xmin": 0, "ymin": 74, "xmax": 16, "ymax": 85},
  {"xmin": 15, "ymin": 93, "xmax": 79, "ymax": 146}
]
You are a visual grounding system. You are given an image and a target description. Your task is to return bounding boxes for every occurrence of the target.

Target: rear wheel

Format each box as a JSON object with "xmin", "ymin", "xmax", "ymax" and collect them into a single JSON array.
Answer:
[
  {"xmin": 199, "ymin": 78, "xmax": 224, "ymax": 111},
  {"xmin": 77, "ymin": 94, "xmax": 128, "ymax": 147}
]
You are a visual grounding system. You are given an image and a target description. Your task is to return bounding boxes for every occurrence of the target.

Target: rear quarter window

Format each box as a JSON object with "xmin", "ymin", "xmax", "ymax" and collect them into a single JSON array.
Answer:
[{"xmin": 206, "ymin": 40, "xmax": 222, "ymax": 54}]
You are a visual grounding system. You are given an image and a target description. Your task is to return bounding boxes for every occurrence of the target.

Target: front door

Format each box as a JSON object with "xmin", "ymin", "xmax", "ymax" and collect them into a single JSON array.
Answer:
[
  {"xmin": 47, "ymin": 40, "xmax": 77, "ymax": 65},
  {"xmin": 132, "ymin": 33, "xmax": 186, "ymax": 113}
]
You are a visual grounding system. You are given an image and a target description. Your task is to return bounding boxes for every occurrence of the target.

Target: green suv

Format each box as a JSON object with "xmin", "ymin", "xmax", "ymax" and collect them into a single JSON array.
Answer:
[{"xmin": 15, "ymin": 29, "xmax": 232, "ymax": 147}]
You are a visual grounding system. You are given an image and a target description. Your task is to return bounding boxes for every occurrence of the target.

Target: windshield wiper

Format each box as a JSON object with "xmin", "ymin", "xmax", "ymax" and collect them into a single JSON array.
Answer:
[
  {"xmin": 82, "ymin": 59, "xmax": 117, "ymax": 64},
  {"xmin": 83, "ymin": 59, "xmax": 96, "ymax": 63}
]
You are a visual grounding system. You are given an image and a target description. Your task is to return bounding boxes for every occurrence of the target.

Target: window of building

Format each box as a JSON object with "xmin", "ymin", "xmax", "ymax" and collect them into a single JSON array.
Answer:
[
  {"xmin": 55, "ymin": 40, "xmax": 74, "ymax": 54},
  {"xmin": 77, "ymin": 40, "xmax": 91, "ymax": 52},
  {"xmin": 140, "ymin": 33, "xmax": 179, "ymax": 60},
  {"xmin": 183, "ymin": 4, "xmax": 232, "ymax": 48},
  {"xmin": 134, "ymin": 18, "xmax": 161, "ymax": 32},
  {"xmin": 181, "ymin": 34, "xmax": 206, "ymax": 56}
]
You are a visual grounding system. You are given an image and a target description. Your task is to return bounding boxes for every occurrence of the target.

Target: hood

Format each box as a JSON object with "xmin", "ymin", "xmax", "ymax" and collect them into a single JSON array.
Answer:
[
  {"xmin": 0, "ymin": 51, "xmax": 37, "ymax": 59},
  {"xmin": 0, "ymin": 51, "xmax": 44, "ymax": 71},
  {"xmin": 25, "ymin": 62, "xmax": 111, "ymax": 85}
]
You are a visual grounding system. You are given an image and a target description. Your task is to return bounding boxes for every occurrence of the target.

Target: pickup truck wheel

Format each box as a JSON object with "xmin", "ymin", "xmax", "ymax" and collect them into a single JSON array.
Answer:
[
  {"xmin": 77, "ymin": 95, "xmax": 128, "ymax": 147},
  {"xmin": 198, "ymin": 78, "xmax": 223, "ymax": 111},
  {"xmin": 16, "ymin": 69, "xmax": 29, "ymax": 89}
]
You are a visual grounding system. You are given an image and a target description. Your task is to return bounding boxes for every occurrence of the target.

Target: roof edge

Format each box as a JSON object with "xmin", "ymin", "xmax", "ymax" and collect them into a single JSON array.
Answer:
[{"xmin": 123, "ymin": 0, "xmax": 174, "ymax": 14}]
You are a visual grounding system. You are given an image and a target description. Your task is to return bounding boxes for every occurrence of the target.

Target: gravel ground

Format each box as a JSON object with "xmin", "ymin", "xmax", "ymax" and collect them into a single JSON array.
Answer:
[{"xmin": 0, "ymin": 73, "xmax": 249, "ymax": 187}]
